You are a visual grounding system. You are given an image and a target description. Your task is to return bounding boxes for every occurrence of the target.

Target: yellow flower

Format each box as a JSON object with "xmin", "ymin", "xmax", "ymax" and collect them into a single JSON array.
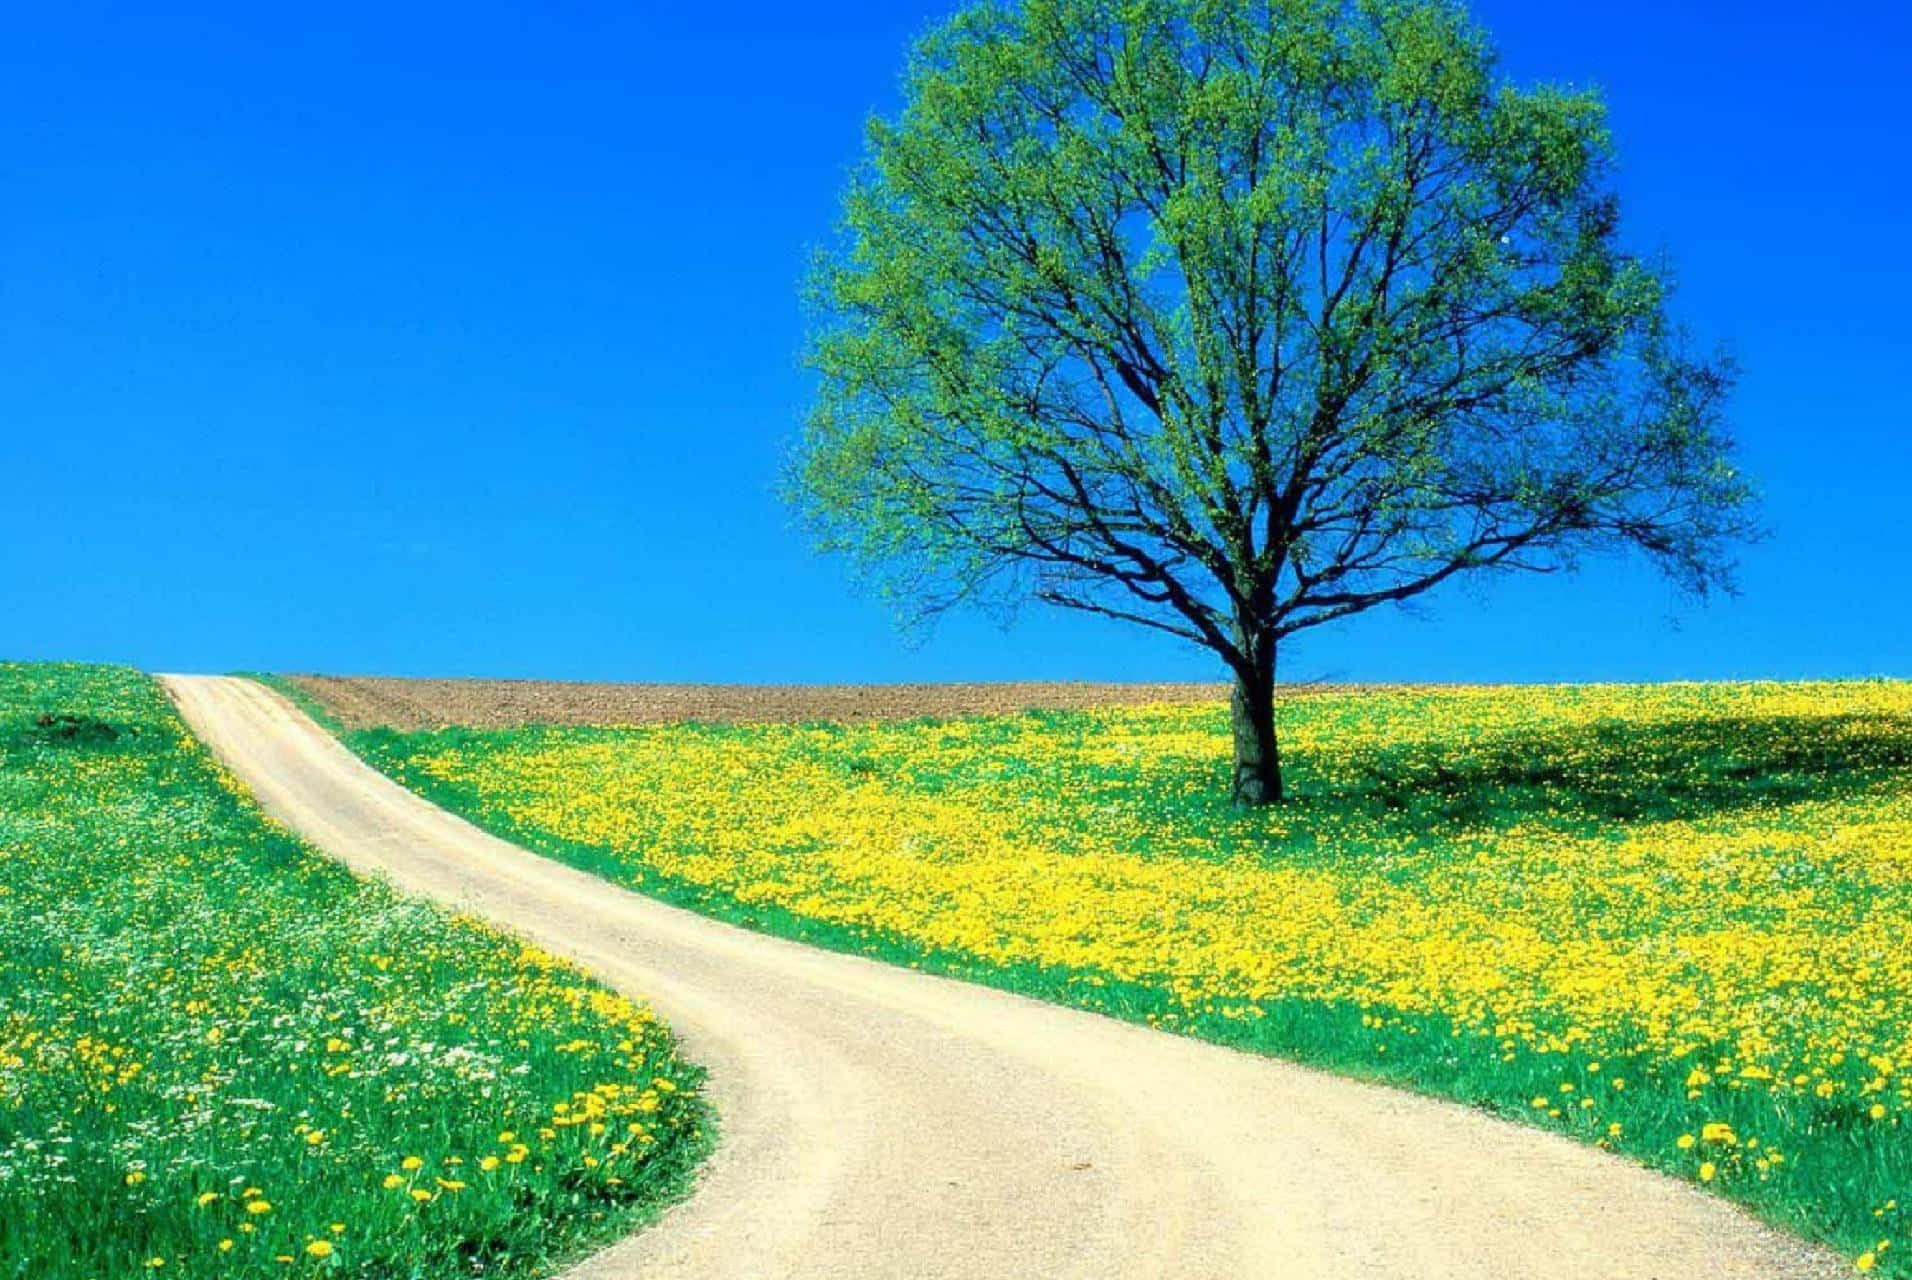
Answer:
[
  {"xmin": 245, "ymin": 1199, "xmax": 272, "ymax": 1215},
  {"xmin": 1855, "ymin": 1253, "xmax": 1875, "ymax": 1272},
  {"xmin": 479, "ymin": 1156, "xmax": 501, "ymax": 1172},
  {"xmin": 305, "ymin": 1240, "xmax": 334, "ymax": 1259},
  {"xmin": 305, "ymin": 1129, "xmax": 325, "ymax": 1145},
  {"xmin": 410, "ymin": 1188, "xmax": 433, "ymax": 1203},
  {"xmin": 125, "ymin": 1171, "xmax": 146, "ymax": 1186},
  {"xmin": 1698, "ymin": 1162, "xmax": 1717, "ymax": 1182},
  {"xmin": 382, "ymin": 1174, "xmax": 404, "ymax": 1190},
  {"xmin": 347, "ymin": 676, "xmax": 1912, "ymax": 1265},
  {"xmin": 196, "ymin": 1191, "xmax": 220, "ymax": 1207},
  {"xmin": 218, "ymin": 1240, "xmax": 234, "ymax": 1253},
  {"xmin": 401, "ymin": 1156, "xmax": 423, "ymax": 1171},
  {"xmin": 1869, "ymin": 1104, "xmax": 1887, "ymax": 1121}
]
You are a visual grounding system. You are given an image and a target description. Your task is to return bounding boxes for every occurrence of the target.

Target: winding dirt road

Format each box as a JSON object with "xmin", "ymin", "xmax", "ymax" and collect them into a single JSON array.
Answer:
[{"xmin": 163, "ymin": 675, "xmax": 1839, "ymax": 1279}]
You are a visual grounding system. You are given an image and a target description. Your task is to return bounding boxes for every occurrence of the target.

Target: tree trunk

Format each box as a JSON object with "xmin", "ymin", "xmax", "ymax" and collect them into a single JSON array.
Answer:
[{"xmin": 1230, "ymin": 642, "xmax": 1283, "ymax": 807}]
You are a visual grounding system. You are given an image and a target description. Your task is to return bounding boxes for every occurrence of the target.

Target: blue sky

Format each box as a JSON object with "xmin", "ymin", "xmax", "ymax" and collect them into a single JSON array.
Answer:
[{"xmin": 3, "ymin": 1, "xmax": 1906, "ymax": 684}]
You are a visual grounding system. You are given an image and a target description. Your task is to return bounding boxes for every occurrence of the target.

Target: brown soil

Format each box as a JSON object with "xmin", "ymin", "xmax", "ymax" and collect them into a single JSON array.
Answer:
[{"xmin": 285, "ymin": 674, "xmax": 1257, "ymax": 730}]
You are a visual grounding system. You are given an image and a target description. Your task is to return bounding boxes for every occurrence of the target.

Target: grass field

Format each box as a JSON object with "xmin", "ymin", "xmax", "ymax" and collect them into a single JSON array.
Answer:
[
  {"xmin": 0, "ymin": 663, "xmax": 709, "ymax": 1279},
  {"xmin": 344, "ymin": 678, "xmax": 1912, "ymax": 1275}
]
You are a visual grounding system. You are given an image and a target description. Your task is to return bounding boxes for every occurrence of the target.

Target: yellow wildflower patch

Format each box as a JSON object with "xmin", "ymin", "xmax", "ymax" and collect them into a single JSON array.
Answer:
[{"xmin": 369, "ymin": 678, "xmax": 1912, "ymax": 1270}]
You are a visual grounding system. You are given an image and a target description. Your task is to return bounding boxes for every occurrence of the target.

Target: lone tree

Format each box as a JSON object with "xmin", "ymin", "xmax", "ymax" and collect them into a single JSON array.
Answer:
[{"xmin": 792, "ymin": 0, "xmax": 1754, "ymax": 806}]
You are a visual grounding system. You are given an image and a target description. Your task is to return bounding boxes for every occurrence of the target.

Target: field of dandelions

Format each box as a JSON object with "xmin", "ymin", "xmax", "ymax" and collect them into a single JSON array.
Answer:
[
  {"xmin": 0, "ymin": 663, "xmax": 708, "ymax": 1279},
  {"xmin": 355, "ymin": 680, "xmax": 1912, "ymax": 1274}
]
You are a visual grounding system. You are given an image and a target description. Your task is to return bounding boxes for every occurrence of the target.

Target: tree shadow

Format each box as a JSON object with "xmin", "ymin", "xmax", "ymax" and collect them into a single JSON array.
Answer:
[{"xmin": 1284, "ymin": 712, "xmax": 1912, "ymax": 833}]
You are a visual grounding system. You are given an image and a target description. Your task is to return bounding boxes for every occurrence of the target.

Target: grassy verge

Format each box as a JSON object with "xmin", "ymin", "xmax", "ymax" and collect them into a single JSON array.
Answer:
[
  {"xmin": 244, "ymin": 671, "xmax": 347, "ymax": 735},
  {"xmin": 0, "ymin": 663, "xmax": 709, "ymax": 1279},
  {"xmin": 334, "ymin": 678, "xmax": 1912, "ymax": 1276}
]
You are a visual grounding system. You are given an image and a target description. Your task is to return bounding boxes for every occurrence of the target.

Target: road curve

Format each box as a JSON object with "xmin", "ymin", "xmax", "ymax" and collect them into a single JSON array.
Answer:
[{"xmin": 163, "ymin": 675, "xmax": 1840, "ymax": 1280}]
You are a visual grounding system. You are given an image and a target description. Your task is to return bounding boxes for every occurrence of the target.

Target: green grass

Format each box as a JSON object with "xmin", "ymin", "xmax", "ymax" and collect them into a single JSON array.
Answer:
[
  {"xmin": 242, "ymin": 671, "xmax": 347, "ymax": 735},
  {"xmin": 0, "ymin": 663, "xmax": 710, "ymax": 1279},
  {"xmin": 336, "ymin": 680, "xmax": 1912, "ymax": 1275}
]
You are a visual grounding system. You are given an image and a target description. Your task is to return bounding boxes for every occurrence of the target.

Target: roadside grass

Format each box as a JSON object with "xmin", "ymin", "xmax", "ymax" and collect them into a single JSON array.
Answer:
[
  {"xmin": 245, "ymin": 671, "xmax": 347, "ymax": 735},
  {"xmin": 342, "ymin": 679, "xmax": 1912, "ymax": 1275},
  {"xmin": 0, "ymin": 663, "xmax": 709, "ymax": 1279}
]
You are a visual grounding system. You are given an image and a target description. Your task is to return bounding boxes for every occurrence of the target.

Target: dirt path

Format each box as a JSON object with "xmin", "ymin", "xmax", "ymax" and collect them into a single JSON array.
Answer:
[{"xmin": 163, "ymin": 675, "xmax": 1839, "ymax": 1279}]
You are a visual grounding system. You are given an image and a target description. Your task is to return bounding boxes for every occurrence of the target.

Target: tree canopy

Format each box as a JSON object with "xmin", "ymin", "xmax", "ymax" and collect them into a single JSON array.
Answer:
[{"xmin": 792, "ymin": 0, "xmax": 1755, "ymax": 805}]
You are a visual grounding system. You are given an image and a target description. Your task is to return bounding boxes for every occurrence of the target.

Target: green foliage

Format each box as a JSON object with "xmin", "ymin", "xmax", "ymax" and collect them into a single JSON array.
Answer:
[
  {"xmin": 0, "ymin": 664, "xmax": 709, "ymax": 1278},
  {"xmin": 793, "ymin": 0, "xmax": 1753, "ymax": 699}
]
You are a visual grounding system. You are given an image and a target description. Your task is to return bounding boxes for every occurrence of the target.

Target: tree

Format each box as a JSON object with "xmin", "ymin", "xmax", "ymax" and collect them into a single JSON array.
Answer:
[{"xmin": 791, "ymin": 0, "xmax": 1755, "ymax": 806}]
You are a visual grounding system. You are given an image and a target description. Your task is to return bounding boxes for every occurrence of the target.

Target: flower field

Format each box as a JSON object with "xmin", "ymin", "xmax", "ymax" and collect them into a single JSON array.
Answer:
[
  {"xmin": 0, "ymin": 663, "xmax": 708, "ymax": 1279},
  {"xmin": 354, "ymin": 679, "xmax": 1912, "ymax": 1273}
]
